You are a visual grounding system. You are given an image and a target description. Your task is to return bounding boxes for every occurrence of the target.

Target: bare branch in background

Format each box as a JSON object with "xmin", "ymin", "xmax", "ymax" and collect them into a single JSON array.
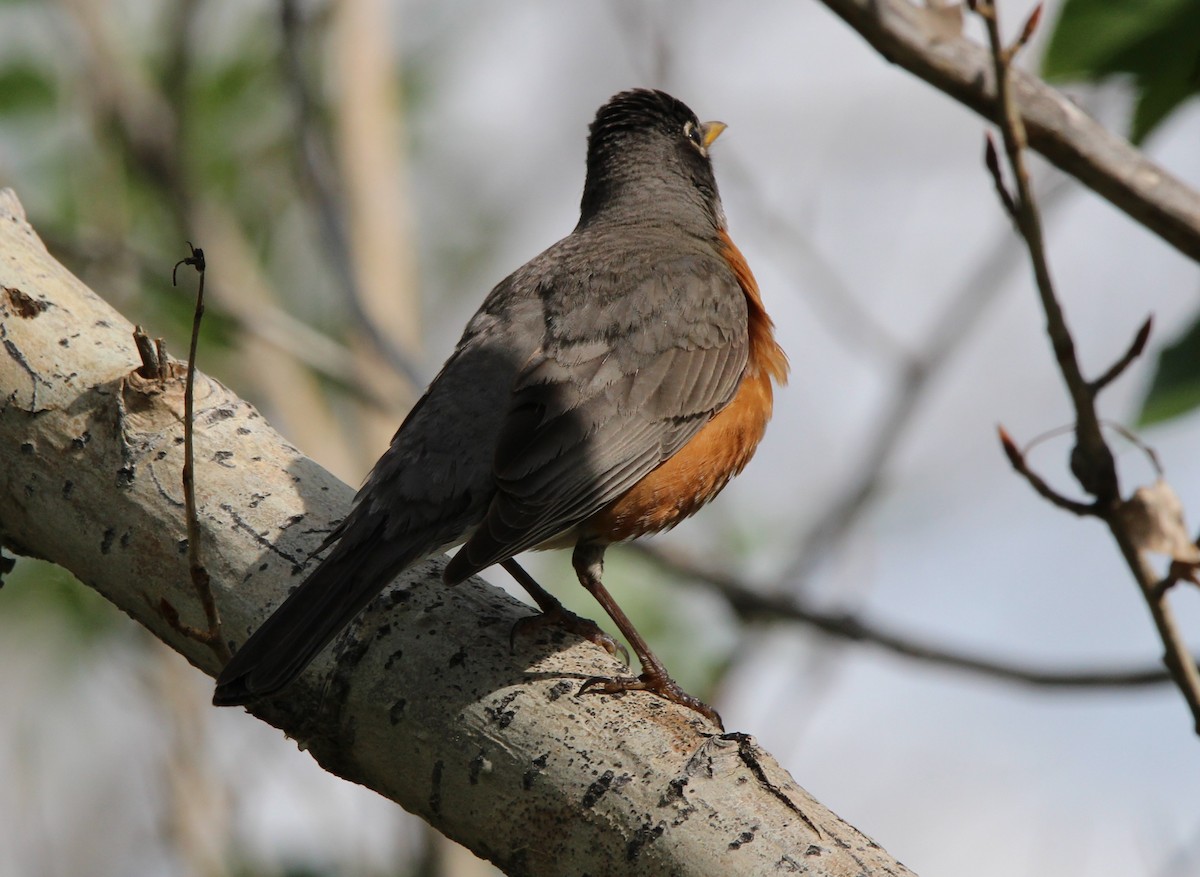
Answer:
[
  {"xmin": 635, "ymin": 543, "xmax": 1184, "ymax": 689},
  {"xmin": 972, "ymin": 0, "xmax": 1200, "ymax": 734},
  {"xmin": 278, "ymin": 0, "xmax": 422, "ymax": 390}
]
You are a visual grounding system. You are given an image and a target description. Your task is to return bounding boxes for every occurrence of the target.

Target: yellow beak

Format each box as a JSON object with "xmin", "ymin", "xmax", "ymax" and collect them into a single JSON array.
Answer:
[{"xmin": 701, "ymin": 121, "xmax": 727, "ymax": 149}]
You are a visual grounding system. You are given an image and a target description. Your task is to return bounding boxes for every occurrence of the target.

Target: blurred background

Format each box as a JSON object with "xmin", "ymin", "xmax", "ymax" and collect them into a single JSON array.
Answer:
[{"xmin": 2, "ymin": 0, "xmax": 1199, "ymax": 875}]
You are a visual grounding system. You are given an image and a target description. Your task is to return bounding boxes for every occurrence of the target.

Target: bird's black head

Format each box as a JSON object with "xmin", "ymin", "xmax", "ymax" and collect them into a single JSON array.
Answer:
[{"xmin": 578, "ymin": 89, "xmax": 727, "ymax": 232}]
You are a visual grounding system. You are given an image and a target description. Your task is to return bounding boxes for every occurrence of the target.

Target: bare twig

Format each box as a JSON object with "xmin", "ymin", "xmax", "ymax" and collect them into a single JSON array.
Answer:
[
  {"xmin": 997, "ymin": 426, "xmax": 1098, "ymax": 516},
  {"xmin": 170, "ymin": 243, "xmax": 229, "ymax": 661},
  {"xmin": 1092, "ymin": 317, "xmax": 1154, "ymax": 394},
  {"xmin": 44, "ymin": 229, "xmax": 391, "ymax": 408},
  {"xmin": 132, "ymin": 325, "xmax": 169, "ymax": 382},
  {"xmin": 974, "ymin": 0, "xmax": 1200, "ymax": 733},
  {"xmin": 634, "ymin": 543, "xmax": 1183, "ymax": 689}
]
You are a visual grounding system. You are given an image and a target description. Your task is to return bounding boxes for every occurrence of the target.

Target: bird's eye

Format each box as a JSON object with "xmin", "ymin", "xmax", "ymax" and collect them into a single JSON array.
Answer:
[{"xmin": 683, "ymin": 120, "xmax": 703, "ymax": 149}]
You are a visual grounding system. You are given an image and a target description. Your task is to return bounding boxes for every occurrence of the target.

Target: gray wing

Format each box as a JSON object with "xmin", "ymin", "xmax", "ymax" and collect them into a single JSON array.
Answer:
[
  {"xmin": 213, "ymin": 280, "xmax": 547, "ymax": 703},
  {"xmin": 444, "ymin": 246, "xmax": 748, "ymax": 582}
]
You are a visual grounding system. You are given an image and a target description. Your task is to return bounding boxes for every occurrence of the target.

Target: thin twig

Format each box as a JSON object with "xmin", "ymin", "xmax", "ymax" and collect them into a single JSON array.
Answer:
[
  {"xmin": 974, "ymin": 0, "xmax": 1200, "ymax": 733},
  {"xmin": 634, "ymin": 544, "xmax": 1182, "ymax": 689},
  {"xmin": 132, "ymin": 325, "xmax": 167, "ymax": 381},
  {"xmin": 1092, "ymin": 317, "xmax": 1153, "ymax": 394},
  {"xmin": 43, "ymin": 227, "xmax": 391, "ymax": 407},
  {"xmin": 171, "ymin": 243, "xmax": 230, "ymax": 661},
  {"xmin": 997, "ymin": 426, "xmax": 1099, "ymax": 517},
  {"xmin": 979, "ymin": 1, "xmax": 1118, "ymax": 502}
]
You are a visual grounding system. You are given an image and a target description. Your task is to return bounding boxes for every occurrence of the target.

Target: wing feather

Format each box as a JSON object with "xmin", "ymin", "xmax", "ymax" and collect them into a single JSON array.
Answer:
[{"xmin": 444, "ymin": 250, "xmax": 748, "ymax": 582}]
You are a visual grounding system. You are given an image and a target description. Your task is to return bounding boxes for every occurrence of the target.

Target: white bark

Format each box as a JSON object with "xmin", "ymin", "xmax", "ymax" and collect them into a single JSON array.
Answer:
[{"xmin": 0, "ymin": 188, "xmax": 915, "ymax": 877}]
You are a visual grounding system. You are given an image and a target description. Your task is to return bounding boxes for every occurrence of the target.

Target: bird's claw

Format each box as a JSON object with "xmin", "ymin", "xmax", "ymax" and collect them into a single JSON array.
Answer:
[{"xmin": 578, "ymin": 671, "xmax": 723, "ymax": 729}]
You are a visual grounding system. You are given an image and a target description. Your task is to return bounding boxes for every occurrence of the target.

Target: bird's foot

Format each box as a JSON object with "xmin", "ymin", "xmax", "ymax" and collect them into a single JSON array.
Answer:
[
  {"xmin": 510, "ymin": 606, "xmax": 629, "ymax": 665},
  {"xmin": 578, "ymin": 670, "xmax": 723, "ymax": 729}
]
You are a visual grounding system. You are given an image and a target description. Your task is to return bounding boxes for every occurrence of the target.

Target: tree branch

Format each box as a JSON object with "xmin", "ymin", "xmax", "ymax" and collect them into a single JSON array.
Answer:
[
  {"xmin": 635, "ymin": 544, "xmax": 1182, "ymax": 689},
  {"xmin": 817, "ymin": 0, "xmax": 1200, "ymax": 264},
  {"xmin": 0, "ymin": 188, "xmax": 915, "ymax": 876},
  {"xmin": 971, "ymin": 0, "xmax": 1200, "ymax": 734}
]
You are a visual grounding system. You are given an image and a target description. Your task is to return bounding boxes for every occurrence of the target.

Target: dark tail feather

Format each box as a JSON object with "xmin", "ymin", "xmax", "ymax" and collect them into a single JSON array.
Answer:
[{"xmin": 213, "ymin": 521, "xmax": 412, "ymax": 706}]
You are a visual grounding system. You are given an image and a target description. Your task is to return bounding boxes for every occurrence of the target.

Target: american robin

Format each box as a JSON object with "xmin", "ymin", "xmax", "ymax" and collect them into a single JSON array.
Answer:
[{"xmin": 213, "ymin": 88, "xmax": 787, "ymax": 728}]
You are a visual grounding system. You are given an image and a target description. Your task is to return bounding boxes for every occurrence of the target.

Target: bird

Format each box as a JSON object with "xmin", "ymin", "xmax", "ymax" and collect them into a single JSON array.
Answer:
[{"xmin": 213, "ymin": 88, "xmax": 788, "ymax": 728}]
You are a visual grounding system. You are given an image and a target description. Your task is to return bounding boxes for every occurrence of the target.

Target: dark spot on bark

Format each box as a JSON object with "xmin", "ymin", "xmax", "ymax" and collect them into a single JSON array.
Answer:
[
  {"xmin": 449, "ymin": 646, "xmax": 467, "ymax": 667},
  {"xmin": 546, "ymin": 680, "xmax": 574, "ymax": 701},
  {"xmin": 486, "ymin": 691, "xmax": 520, "ymax": 728},
  {"xmin": 61, "ymin": 480, "xmax": 73, "ymax": 498},
  {"xmin": 116, "ymin": 465, "xmax": 135, "ymax": 487},
  {"xmin": 20, "ymin": 442, "xmax": 33, "ymax": 454},
  {"xmin": 384, "ymin": 648, "xmax": 403, "ymax": 669},
  {"xmin": 582, "ymin": 770, "xmax": 615, "ymax": 809},
  {"xmin": 729, "ymin": 829, "xmax": 756, "ymax": 850},
  {"xmin": 523, "ymin": 753, "xmax": 549, "ymax": 790},
  {"xmin": 374, "ymin": 623, "xmax": 391, "ymax": 640},
  {"xmin": 95, "ymin": 319, "xmax": 110, "ymax": 328},
  {"xmin": 468, "ymin": 751, "xmax": 487, "ymax": 785},
  {"xmin": 626, "ymin": 821, "xmax": 664, "ymax": 861},
  {"xmin": 660, "ymin": 776, "xmax": 688, "ymax": 805},
  {"xmin": 388, "ymin": 699, "xmax": 406, "ymax": 724},
  {"xmin": 236, "ymin": 426, "xmax": 251, "ymax": 435},
  {"xmin": 178, "ymin": 539, "xmax": 189, "ymax": 555},
  {"xmin": 805, "ymin": 845, "xmax": 823, "ymax": 856},
  {"xmin": 213, "ymin": 450, "xmax": 234, "ymax": 467},
  {"xmin": 386, "ymin": 589, "xmax": 412, "ymax": 608},
  {"xmin": 100, "ymin": 528, "xmax": 115, "ymax": 555},
  {"xmin": 71, "ymin": 431, "xmax": 91, "ymax": 450},
  {"xmin": 58, "ymin": 337, "xmax": 69, "ymax": 347},
  {"xmin": 4, "ymin": 286, "xmax": 46, "ymax": 318},
  {"xmin": 120, "ymin": 531, "xmax": 131, "ymax": 548}
]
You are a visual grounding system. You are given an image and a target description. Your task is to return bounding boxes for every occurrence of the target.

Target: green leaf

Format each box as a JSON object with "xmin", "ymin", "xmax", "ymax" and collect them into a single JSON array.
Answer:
[
  {"xmin": 1139, "ymin": 308, "xmax": 1200, "ymax": 426},
  {"xmin": 0, "ymin": 63, "xmax": 56, "ymax": 115},
  {"xmin": 1042, "ymin": 0, "xmax": 1200, "ymax": 143}
]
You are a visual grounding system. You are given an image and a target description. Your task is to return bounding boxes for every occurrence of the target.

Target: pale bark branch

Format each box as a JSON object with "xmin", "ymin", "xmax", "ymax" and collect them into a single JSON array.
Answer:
[
  {"xmin": 818, "ymin": 0, "xmax": 1200, "ymax": 264},
  {"xmin": 0, "ymin": 188, "xmax": 914, "ymax": 876}
]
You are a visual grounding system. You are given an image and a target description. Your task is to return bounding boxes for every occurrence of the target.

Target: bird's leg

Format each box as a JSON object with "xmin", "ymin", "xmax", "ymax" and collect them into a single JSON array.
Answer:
[
  {"xmin": 571, "ymin": 544, "xmax": 723, "ymax": 729},
  {"xmin": 501, "ymin": 558, "xmax": 626, "ymax": 662}
]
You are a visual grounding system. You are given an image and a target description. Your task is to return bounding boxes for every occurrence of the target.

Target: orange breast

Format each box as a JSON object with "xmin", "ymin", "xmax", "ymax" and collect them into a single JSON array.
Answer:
[{"xmin": 583, "ymin": 230, "xmax": 788, "ymax": 543}]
